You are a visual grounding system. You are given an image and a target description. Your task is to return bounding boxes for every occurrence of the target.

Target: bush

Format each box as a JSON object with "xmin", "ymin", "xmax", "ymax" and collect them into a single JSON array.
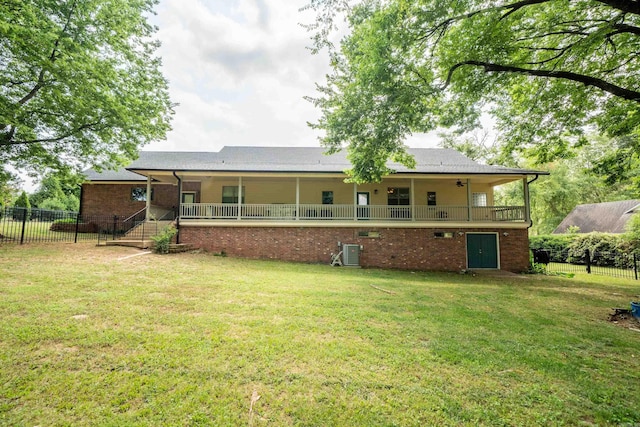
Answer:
[
  {"xmin": 52, "ymin": 218, "xmax": 77, "ymax": 224},
  {"xmin": 151, "ymin": 225, "xmax": 178, "ymax": 254},
  {"xmin": 529, "ymin": 234, "xmax": 578, "ymax": 262},
  {"xmin": 39, "ymin": 198, "xmax": 67, "ymax": 211},
  {"xmin": 566, "ymin": 232, "xmax": 631, "ymax": 268}
]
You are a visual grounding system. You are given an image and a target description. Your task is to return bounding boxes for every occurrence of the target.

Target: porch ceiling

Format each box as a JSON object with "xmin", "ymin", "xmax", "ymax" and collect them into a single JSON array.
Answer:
[{"xmin": 130, "ymin": 170, "xmax": 528, "ymax": 186}]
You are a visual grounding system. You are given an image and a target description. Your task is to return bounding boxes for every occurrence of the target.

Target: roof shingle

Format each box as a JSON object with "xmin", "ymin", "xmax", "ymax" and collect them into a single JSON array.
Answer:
[{"xmin": 553, "ymin": 200, "xmax": 640, "ymax": 234}]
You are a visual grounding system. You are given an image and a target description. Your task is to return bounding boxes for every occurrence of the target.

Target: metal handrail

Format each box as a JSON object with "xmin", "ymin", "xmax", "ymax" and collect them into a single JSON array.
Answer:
[{"xmin": 123, "ymin": 207, "xmax": 147, "ymax": 223}]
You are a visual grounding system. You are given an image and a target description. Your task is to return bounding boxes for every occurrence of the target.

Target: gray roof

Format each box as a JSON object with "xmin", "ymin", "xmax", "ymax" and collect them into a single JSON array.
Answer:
[
  {"xmin": 83, "ymin": 167, "xmax": 147, "ymax": 182},
  {"xmin": 553, "ymin": 200, "xmax": 640, "ymax": 234},
  {"xmin": 119, "ymin": 146, "xmax": 546, "ymax": 175}
]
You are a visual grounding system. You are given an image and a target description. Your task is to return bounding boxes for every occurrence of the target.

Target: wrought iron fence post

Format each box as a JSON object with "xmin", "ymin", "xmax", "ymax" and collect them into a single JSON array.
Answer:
[
  {"xmin": 112, "ymin": 215, "xmax": 118, "ymax": 241},
  {"xmin": 141, "ymin": 220, "xmax": 145, "ymax": 244},
  {"xmin": 20, "ymin": 208, "xmax": 27, "ymax": 245},
  {"xmin": 585, "ymin": 249, "xmax": 591, "ymax": 274},
  {"xmin": 74, "ymin": 213, "xmax": 80, "ymax": 243},
  {"xmin": 634, "ymin": 253, "xmax": 638, "ymax": 281}
]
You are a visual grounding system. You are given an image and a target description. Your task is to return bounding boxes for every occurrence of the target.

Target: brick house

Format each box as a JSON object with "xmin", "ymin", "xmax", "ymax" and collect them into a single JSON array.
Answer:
[{"xmin": 82, "ymin": 146, "xmax": 547, "ymax": 272}]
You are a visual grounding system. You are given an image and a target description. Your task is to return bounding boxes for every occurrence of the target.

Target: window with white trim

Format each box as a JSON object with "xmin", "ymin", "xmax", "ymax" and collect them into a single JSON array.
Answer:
[{"xmin": 472, "ymin": 192, "xmax": 487, "ymax": 207}]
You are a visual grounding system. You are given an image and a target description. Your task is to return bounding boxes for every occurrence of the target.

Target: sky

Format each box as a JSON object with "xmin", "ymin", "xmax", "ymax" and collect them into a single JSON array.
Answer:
[{"xmin": 147, "ymin": 0, "xmax": 440, "ymax": 152}]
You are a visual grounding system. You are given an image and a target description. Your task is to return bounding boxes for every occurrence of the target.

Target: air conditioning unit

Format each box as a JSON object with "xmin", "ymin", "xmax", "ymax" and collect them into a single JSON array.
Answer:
[{"xmin": 342, "ymin": 244, "xmax": 360, "ymax": 266}]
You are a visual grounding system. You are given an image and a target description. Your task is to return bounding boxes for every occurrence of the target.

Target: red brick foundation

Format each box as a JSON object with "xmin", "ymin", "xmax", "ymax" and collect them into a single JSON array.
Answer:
[{"xmin": 180, "ymin": 225, "xmax": 530, "ymax": 272}]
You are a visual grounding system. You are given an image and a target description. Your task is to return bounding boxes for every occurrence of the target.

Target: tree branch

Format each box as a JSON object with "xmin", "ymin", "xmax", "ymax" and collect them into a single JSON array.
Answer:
[
  {"xmin": 17, "ymin": 0, "xmax": 78, "ymax": 107},
  {"xmin": 419, "ymin": 0, "xmax": 551, "ymax": 41},
  {"xmin": 0, "ymin": 121, "xmax": 102, "ymax": 146},
  {"xmin": 594, "ymin": 0, "xmax": 640, "ymax": 15},
  {"xmin": 610, "ymin": 23, "xmax": 640, "ymax": 36},
  {"xmin": 445, "ymin": 60, "xmax": 640, "ymax": 101}
]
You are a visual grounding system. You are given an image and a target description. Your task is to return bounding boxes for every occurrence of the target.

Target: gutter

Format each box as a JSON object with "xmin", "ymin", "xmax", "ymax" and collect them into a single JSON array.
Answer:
[
  {"xmin": 526, "ymin": 174, "xmax": 540, "ymax": 230},
  {"xmin": 173, "ymin": 171, "xmax": 181, "ymax": 244}
]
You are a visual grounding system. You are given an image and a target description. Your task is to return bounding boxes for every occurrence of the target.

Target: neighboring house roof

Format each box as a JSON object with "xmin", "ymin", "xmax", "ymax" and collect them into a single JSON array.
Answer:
[
  {"xmin": 111, "ymin": 146, "xmax": 547, "ymax": 176},
  {"xmin": 553, "ymin": 200, "xmax": 640, "ymax": 234}
]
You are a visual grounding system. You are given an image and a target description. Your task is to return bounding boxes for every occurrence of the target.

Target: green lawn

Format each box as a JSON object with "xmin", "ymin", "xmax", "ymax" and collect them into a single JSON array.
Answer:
[{"xmin": 1, "ymin": 244, "xmax": 639, "ymax": 426}]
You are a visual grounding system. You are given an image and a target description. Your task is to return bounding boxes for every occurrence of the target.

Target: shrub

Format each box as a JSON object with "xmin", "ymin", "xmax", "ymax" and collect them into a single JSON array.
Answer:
[
  {"xmin": 52, "ymin": 218, "xmax": 77, "ymax": 224},
  {"xmin": 567, "ymin": 232, "xmax": 630, "ymax": 268},
  {"xmin": 39, "ymin": 197, "xmax": 67, "ymax": 211},
  {"xmin": 151, "ymin": 225, "xmax": 178, "ymax": 254},
  {"xmin": 529, "ymin": 234, "xmax": 579, "ymax": 263}
]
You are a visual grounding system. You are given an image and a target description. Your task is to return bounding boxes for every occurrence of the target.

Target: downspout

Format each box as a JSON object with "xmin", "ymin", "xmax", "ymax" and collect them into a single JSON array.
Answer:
[
  {"xmin": 173, "ymin": 171, "xmax": 181, "ymax": 244},
  {"xmin": 525, "ymin": 174, "xmax": 539, "ymax": 230}
]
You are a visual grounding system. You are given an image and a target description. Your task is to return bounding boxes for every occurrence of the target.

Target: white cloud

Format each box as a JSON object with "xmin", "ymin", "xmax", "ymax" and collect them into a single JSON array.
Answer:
[{"xmin": 147, "ymin": 0, "xmax": 330, "ymax": 151}]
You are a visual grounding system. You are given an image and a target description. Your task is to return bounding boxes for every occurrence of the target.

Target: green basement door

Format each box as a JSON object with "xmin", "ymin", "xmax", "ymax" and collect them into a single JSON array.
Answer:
[{"xmin": 466, "ymin": 233, "xmax": 499, "ymax": 269}]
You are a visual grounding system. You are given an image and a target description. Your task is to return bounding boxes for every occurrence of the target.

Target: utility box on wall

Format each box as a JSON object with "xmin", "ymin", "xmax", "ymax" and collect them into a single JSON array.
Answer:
[{"xmin": 342, "ymin": 244, "xmax": 360, "ymax": 266}]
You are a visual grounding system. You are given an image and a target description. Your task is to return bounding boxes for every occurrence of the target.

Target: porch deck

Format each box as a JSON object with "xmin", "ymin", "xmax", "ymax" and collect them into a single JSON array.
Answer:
[{"xmin": 180, "ymin": 203, "xmax": 526, "ymax": 223}]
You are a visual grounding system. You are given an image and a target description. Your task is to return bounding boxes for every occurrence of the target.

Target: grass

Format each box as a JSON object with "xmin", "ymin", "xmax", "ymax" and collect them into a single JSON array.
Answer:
[{"xmin": 1, "ymin": 244, "xmax": 639, "ymax": 426}]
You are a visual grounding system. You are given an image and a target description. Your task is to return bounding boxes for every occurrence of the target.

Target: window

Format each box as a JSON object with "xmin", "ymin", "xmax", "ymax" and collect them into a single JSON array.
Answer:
[
  {"xmin": 131, "ymin": 187, "xmax": 153, "ymax": 202},
  {"xmin": 387, "ymin": 187, "xmax": 410, "ymax": 205},
  {"xmin": 322, "ymin": 191, "xmax": 334, "ymax": 204},
  {"xmin": 222, "ymin": 186, "xmax": 245, "ymax": 203},
  {"xmin": 472, "ymin": 192, "xmax": 487, "ymax": 207},
  {"xmin": 427, "ymin": 191, "xmax": 437, "ymax": 206}
]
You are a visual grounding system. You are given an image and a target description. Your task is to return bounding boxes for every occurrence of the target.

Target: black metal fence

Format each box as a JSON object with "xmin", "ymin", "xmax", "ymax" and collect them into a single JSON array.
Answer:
[
  {"xmin": 533, "ymin": 248, "xmax": 639, "ymax": 280},
  {"xmin": 0, "ymin": 207, "xmax": 156, "ymax": 245}
]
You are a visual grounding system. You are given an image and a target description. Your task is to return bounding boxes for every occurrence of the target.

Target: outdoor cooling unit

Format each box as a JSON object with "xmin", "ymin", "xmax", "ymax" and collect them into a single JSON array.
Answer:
[{"xmin": 342, "ymin": 244, "xmax": 360, "ymax": 266}]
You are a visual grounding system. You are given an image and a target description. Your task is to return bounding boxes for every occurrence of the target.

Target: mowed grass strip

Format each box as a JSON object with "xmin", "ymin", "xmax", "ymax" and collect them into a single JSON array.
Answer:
[{"xmin": 0, "ymin": 244, "xmax": 639, "ymax": 426}]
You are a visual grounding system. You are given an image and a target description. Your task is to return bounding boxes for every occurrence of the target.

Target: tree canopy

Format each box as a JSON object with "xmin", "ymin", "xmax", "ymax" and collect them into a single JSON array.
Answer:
[
  {"xmin": 0, "ymin": 0, "xmax": 173, "ymax": 176},
  {"xmin": 306, "ymin": 0, "xmax": 640, "ymax": 182}
]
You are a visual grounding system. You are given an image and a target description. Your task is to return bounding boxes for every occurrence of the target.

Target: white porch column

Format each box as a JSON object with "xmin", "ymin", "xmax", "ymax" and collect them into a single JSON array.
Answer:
[
  {"xmin": 145, "ymin": 175, "xmax": 152, "ymax": 220},
  {"xmin": 237, "ymin": 176, "xmax": 243, "ymax": 220},
  {"xmin": 523, "ymin": 177, "xmax": 531, "ymax": 224},
  {"xmin": 410, "ymin": 178, "xmax": 415, "ymax": 221},
  {"xmin": 466, "ymin": 178, "xmax": 472, "ymax": 221},
  {"xmin": 353, "ymin": 183, "xmax": 358, "ymax": 220},
  {"xmin": 296, "ymin": 177, "xmax": 300, "ymax": 220}
]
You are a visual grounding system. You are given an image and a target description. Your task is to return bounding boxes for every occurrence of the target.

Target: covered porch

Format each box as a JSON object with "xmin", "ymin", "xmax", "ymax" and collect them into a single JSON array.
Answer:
[{"xmin": 139, "ymin": 172, "xmax": 533, "ymax": 226}]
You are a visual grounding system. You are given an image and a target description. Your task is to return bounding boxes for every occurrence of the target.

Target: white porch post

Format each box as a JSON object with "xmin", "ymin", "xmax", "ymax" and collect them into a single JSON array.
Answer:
[
  {"xmin": 523, "ymin": 177, "xmax": 531, "ymax": 224},
  {"xmin": 296, "ymin": 177, "xmax": 300, "ymax": 220},
  {"xmin": 410, "ymin": 178, "xmax": 415, "ymax": 221},
  {"xmin": 353, "ymin": 183, "xmax": 358, "ymax": 220},
  {"xmin": 145, "ymin": 175, "xmax": 152, "ymax": 220},
  {"xmin": 238, "ymin": 176, "xmax": 243, "ymax": 220},
  {"xmin": 466, "ymin": 178, "xmax": 472, "ymax": 221}
]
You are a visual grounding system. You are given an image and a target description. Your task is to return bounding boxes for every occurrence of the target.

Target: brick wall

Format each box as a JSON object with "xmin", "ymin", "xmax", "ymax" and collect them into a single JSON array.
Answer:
[
  {"xmin": 81, "ymin": 182, "xmax": 201, "ymax": 217},
  {"xmin": 180, "ymin": 225, "xmax": 530, "ymax": 272}
]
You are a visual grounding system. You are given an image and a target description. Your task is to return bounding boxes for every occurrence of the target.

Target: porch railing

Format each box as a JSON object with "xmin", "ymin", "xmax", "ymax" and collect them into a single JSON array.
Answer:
[{"xmin": 180, "ymin": 203, "xmax": 525, "ymax": 222}]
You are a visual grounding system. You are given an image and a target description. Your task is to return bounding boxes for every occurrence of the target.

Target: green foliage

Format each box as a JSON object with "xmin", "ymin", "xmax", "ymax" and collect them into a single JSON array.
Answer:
[
  {"xmin": 13, "ymin": 190, "xmax": 30, "ymax": 209},
  {"xmin": 529, "ymin": 234, "xmax": 579, "ymax": 263},
  {"xmin": 307, "ymin": 0, "xmax": 640, "ymax": 182},
  {"xmin": 567, "ymin": 233, "xmax": 629, "ymax": 267},
  {"xmin": 0, "ymin": 0, "xmax": 174, "ymax": 175},
  {"xmin": 0, "ymin": 168, "xmax": 20, "ymax": 208},
  {"xmin": 52, "ymin": 217, "xmax": 76, "ymax": 224},
  {"xmin": 38, "ymin": 197, "xmax": 67, "ymax": 211},
  {"xmin": 566, "ymin": 225, "xmax": 581, "ymax": 234},
  {"xmin": 532, "ymin": 232, "xmax": 636, "ymax": 268},
  {"xmin": 151, "ymin": 225, "xmax": 177, "ymax": 254},
  {"xmin": 624, "ymin": 212, "xmax": 640, "ymax": 246},
  {"xmin": 30, "ymin": 169, "xmax": 81, "ymax": 211},
  {"xmin": 495, "ymin": 135, "xmax": 636, "ymax": 235}
]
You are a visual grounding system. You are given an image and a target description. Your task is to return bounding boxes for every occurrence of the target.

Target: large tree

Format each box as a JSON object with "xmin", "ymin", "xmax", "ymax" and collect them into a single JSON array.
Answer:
[
  {"xmin": 0, "ymin": 0, "xmax": 173, "ymax": 176},
  {"xmin": 306, "ymin": 0, "xmax": 640, "ymax": 182}
]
